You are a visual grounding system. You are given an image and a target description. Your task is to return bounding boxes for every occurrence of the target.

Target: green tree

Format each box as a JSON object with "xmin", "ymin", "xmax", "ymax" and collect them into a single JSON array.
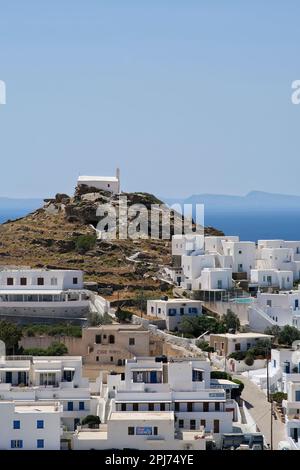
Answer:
[
  {"xmin": 47, "ymin": 342, "xmax": 68, "ymax": 356},
  {"xmin": 81, "ymin": 415, "xmax": 101, "ymax": 429},
  {"xmin": 221, "ymin": 310, "xmax": 240, "ymax": 332},
  {"xmin": 115, "ymin": 308, "xmax": 133, "ymax": 323},
  {"xmin": 278, "ymin": 325, "xmax": 300, "ymax": 346},
  {"xmin": 178, "ymin": 315, "xmax": 221, "ymax": 337},
  {"xmin": 0, "ymin": 321, "xmax": 22, "ymax": 354},
  {"xmin": 196, "ymin": 340, "xmax": 214, "ymax": 352}
]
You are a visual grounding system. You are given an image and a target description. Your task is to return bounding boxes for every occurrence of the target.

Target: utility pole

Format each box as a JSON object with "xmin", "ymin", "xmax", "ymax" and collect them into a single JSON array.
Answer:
[{"xmin": 266, "ymin": 344, "xmax": 273, "ymax": 450}]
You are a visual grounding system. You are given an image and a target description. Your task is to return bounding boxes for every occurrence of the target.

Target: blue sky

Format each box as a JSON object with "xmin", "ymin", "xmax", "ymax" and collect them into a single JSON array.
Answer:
[{"xmin": 0, "ymin": 1, "xmax": 300, "ymax": 198}]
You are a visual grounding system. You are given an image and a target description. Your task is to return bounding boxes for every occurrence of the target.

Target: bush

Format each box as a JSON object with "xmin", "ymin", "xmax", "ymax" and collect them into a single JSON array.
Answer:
[
  {"xmin": 210, "ymin": 371, "xmax": 232, "ymax": 380},
  {"xmin": 271, "ymin": 392, "xmax": 287, "ymax": 404},
  {"xmin": 196, "ymin": 340, "xmax": 214, "ymax": 352},
  {"xmin": 244, "ymin": 354, "xmax": 254, "ymax": 366},
  {"xmin": 74, "ymin": 234, "xmax": 97, "ymax": 253},
  {"xmin": 228, "ymin": 351, "xmax": 247, "ymax": 361},
  {"xmin": 231, "ymin": 378, "xmax": 244, "ymax": 399},
  {"xmin": 115, "ymin": 308, "xmax": 133, "ymax": 323},
  {"xmin": 23, "ymin": 341, "xmax": 68, "ymax": 356},
  {"xmin": 81, "ymin": 415, "xmax": 101, "ymax": 429}
]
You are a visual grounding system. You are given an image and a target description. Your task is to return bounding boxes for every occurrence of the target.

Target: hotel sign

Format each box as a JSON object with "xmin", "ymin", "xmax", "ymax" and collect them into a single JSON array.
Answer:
[{"xmin": 136, "ymin": 427, "xmax": 152, "ymax": 436}]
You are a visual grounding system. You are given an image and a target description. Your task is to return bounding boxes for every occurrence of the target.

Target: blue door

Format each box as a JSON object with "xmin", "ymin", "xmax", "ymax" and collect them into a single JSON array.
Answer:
[
  {"xmin": 150, "ymin": 371, "xmax": 157, "ymax": 383},
  {"xmin": 295, "ymin": 390, "xmax": 300, "ymax": 402},
  {"xmin": 295, "ymin": 300, "xmax": 299, "ymax": 309},
  {"xmin": 285, "ymin": 362, "xmax": 290, "ymax": 373}
]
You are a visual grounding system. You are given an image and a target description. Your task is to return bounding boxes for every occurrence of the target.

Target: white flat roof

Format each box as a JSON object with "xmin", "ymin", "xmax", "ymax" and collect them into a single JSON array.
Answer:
[
  {"xmin": 0, "ymin": 290, "xmax": 64, "ymax": 295},
  {"xmin": 15, "ymin": 404, "xmax": 59, "ymax": 413},
  {"xmin": 78, "ymin": 175, "xmax": 118, "ymax": 183},
  {"xmin": 212, "ymin": 332, "xmax": 273, "ymax": 339},
  {"xmin": 110, "ymin": 411, "xmax": 174, "ymax": 421}
]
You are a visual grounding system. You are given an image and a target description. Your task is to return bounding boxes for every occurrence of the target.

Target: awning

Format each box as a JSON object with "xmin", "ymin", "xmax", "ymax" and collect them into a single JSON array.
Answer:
[
  {"xmin": 115, "ymin": 400, "xmax": 172, "ymax": 404},
  {"xmin": 0, "ymin": 367, "xmax": 29, "ymax": 371},
  {"xmin": 63, "ymin": 367, "xmax": 75, "ymax": 371},
  {"xmin": 193, "ymin": 368, "xmax": 205, "ymax": 372},
  {"xmin": 132, "ymin": 368, "xmax": 162, "ymax": 372},
  {"xmin": 174, "ymin": 398, "xmax": 226, "ymax": 402},
  {"xmin": 35, "ymin": 369, "xmax": 61, "ymax": 373}
]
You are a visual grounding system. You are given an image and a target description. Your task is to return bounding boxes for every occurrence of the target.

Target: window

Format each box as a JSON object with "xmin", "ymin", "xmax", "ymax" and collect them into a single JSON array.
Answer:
[
  {"xmin": 13, "ymin": 420, "xmax": 20, "ymax": 430},
  {"xmin": 67, "ymin": 401, "xmax": 73, "ymax": 411},
  {"xmin": 180, "ymin": 307, "xmax": 184, "ymax": 315},
  {"xmin": 11, "ymin": 440, "xmax": 23, "ymax": 449},
  {"xmin": 37, "ymin": 420, "xmax": 44, "ymax": 429},
  {"xmin": 168, "ymin": 308, "xmax": 177, "ymax": 316},
  {"xmin": 153, "ymin": 427, "xmax": 158, "ymax": 436},
  {"xmin": 37, "ymin": 277, "xmax": 44, "ymax": 286},
  {"xmin": 215, "ymin": 402, "xmax": 220, "ymax": 411},
  {"xmin": 95, "ymin": 335, "xmax": 101, "ymax": 344},
  {"xmin": 79, "ymin": 402, "xmax": 85, "ymax": 411},
  {"xmin": 190, "ymin": 419, "xmax": 196, "ymax": 430},
  {"xmin": 238, "ymin": 250, "xmax": 242, "ymax": 254},
  {"xmin": 128, "ymin": 427, "xmax": 135, "ymax": 435},
  {"xmin": 192, "ymin": 370, "xmax": 203, "ymax": 382},
  {"xmin": 158, "ymin": 308, "xmax": 161, "ymax": 314},
  {"xmin": 129, "ymin": 338, "xmax": 135, "ymax": 346},
  {"xmin": 121, "ymin": 403, "xmax": 126, "ymax": 411},
  {"xmin": 267, "ymin": 300, "xmax": 272, "ymax": 307},
  {"xmin": 188, "ymin": 308, "xmax": 198, "ymax": 314},
  {"xmin": 200, "ymin": 419, "xmax": 206, "ymax": 428},
  {"xmin": 178, "ymin": 419, "xmax": 184, "ymax": 428},
  {"xmin": 148, "ymin": 403, "xmax": 154, "ymax": 411},
  {"xmin": 133, "ymin": 403, "xmax": 138, "ymax": 411},
  {"xmin": 20, "ymin": 277, "xmax": 27, "ymax": 286},
  {"xmin": 96, "ymin": 356, "xmax": 99, "ymax": 362},
  {"xmin": 7, "ymin": 277, "xmax": 14, "ymax": 286},
  {"xmin": 51, "ymin": 277, "xmax": 58, "ymax": 286},
  {"xmin": 109, "ymin": 335, "xmax": 115, "ymax": 344},
  {"xmin": 37, "ymin": 439, "xmax": 44, "ymax": 449},
  {"xmin": 187, "ymin": 402, "xmax": 193, "ymax": 412},
  {"xmin": 160, "ymin": 403, "xmax": 165, "ymax": 411},
  {"xmin": 73, "ymin": 277, "xmax": 78, "ymax": 285},
  {"xmin": 235, "ymin": 343, "xmax": 241, "ymax": 351},
  {"xmin": 151, "ymin": 306, "xmax": 154, "ymax": 313},
  {"xmin": 110, "ymin": 356, "xmax": 113, "ymax": 362},
  {"xmin": 175, "ymin": 402, "xmax": 180, "ymax": 412},
  {"xmin": 203, "ymin": 402, "xmax": 209, "ymax": 412}
]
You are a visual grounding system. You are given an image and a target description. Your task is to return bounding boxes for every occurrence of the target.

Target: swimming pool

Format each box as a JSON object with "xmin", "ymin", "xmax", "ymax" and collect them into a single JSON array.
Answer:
[{"xmin": 231, "ymin": 297, "xmax": 254, "ymax": 304}]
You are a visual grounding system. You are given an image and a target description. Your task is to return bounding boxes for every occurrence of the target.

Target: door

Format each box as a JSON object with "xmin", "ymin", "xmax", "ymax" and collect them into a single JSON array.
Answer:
[
  {"xmin": 213, "ymin": 420, "xmax": 220, "ymax": 433},
  {"xmin": 150, "ymin": 371, "xmax": 157, "ymax": 383},
  {"xmin": 292, "ymin": 428, "xmax": 299, "ymax": 441},
  {"xmin": 5, "ymin": 372, "xmax": 12, "ymax": 383},
  {"xmin": 295, "ymin": 390, "xmax": 300, "ymax": 402},
  {"xmin": 296, "ymin": 299, "xmax": 299, "ymax": 309}
]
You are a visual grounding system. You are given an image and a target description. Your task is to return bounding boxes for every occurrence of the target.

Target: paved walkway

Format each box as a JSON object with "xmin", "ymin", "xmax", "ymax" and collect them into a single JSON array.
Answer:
[{"xmin": 233, "ymin": 374, "xmax": 286, "ymax": 449}]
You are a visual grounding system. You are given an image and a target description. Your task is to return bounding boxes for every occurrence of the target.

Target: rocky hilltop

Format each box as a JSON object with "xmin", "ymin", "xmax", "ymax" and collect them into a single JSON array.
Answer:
[{"xmin": 0, "ymin": 186, "xmax": 223, "ymax": 305}]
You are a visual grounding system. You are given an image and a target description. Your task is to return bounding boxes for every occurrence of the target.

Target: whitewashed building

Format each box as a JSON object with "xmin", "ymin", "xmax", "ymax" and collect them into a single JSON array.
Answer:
[
  {"xmin": 248, "ymin": 288, "xmax": 300, "ymax": 331},
  {"xmin": 72, "ymin": 410, "xmax": 209, "ymax": 450},
  {"xmin": 197, "ymin": 268, "xmax": 233, "ymax": 291},
  {"xmin": 0, "ymin": 401, "xmax": 61, "ymax": 450},
  {"xmin": 221, "ymin": 241, "xmax": 256, "ymax": 278},
  {"xmin": 147, "ymin": 298, "xmax": 202, "ymax": 330},
  {"xmin": 107, "ymin": 358, "xmax": 237, "ymax": 444},
  {"xmin": 0, "ymin": 268, "xmax": 89, "ymax": 322},
  {"xmin": 0, "ymin": 356, "xmax": 99, "ymax": 431},
  {"xmin": 77, "ymin": 168, "xmax": 120, "ymax": 194},
  {"xmin": 250, "ymin": 269, "xmax": 293, "ymax": 290}
]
